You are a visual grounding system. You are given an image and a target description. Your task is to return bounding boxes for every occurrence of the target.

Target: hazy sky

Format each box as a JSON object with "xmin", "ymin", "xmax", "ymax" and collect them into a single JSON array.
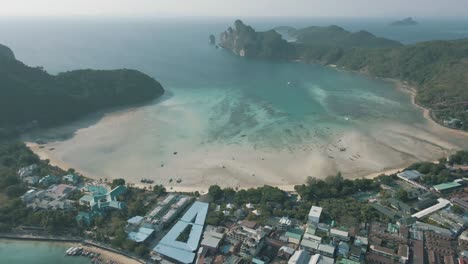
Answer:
[{"xmin": 1, "ymin": 0, "xmax": 467, "ymax": 18}]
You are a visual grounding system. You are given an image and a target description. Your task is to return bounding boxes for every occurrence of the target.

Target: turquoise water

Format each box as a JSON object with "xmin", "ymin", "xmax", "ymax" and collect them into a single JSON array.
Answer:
[
  {"xmin": 2, "ymin": 17, "xmax": 466, "ymax": 188},
  {"xmin": 1, "ymin": 16, "xmax": 468, "ymax": 261},
  {"xmin": 0, "ymin": 239, "xmax": 90, "ymax": 264}
]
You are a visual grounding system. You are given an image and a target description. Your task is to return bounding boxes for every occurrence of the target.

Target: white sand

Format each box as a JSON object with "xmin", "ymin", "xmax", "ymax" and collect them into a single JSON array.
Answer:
[{"xmin": 23, "ymin": 84, "xmax": 468, "ymax": 193}]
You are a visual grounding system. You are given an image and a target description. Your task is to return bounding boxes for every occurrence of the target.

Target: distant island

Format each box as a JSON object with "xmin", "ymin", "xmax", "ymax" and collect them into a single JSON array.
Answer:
[
  {"xmin": 219, "ymin": 20, "xmax": 294, "ymax": 59},
  {"xmin": 390, "ymin": 17, "xmax": 418, "ymax": 26},
  {"xmin": 209, "ymin": 34, "xmax": 216, "ymax": 44},
  {"xmin": 0, "ymin": 44, "xmax": 165, "ymax": 135},
  {"xmin": 219, "ymin": 20, "xmax": 468, "ymax": 131}
]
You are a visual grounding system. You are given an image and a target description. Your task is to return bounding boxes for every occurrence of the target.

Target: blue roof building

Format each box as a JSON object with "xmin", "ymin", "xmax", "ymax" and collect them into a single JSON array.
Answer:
[
  {"xmin": 128, "ymin": 227, "xmax": 155, "ymax": 243},
  {"xmin": 154, "ymin": 201, "xmax": 209, "ymax": 264}
]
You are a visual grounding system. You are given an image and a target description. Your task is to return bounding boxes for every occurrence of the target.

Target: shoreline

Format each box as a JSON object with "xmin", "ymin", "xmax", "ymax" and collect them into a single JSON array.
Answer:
[
  {"xmin": 25, "ymin": 140, "xmax": 413, "ymax": 194},
  {"xmin": 0, "ymin": 235, "xmax": 143, "ymax": 264},
  {"xmin": 392, "ymin": 80, "xmax": 468, "ymax": 138},
  {"xmin": 22, "ymin": 65, "xmax": 468, "ymax": 194}
]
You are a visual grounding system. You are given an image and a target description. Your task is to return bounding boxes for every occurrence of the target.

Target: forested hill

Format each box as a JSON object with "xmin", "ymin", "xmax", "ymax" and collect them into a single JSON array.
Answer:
[
  {"xmin": 0, "ymin": 44, "xmax": 15, "ymax": 60},
  {"xmin": 290, "ymin": 25, "xmax": 402, "ymax": 48},
  {"xmin": 219, "ymin": 20, "xmax": 468, "ymax": 131},
  {"xmin": 299, "ymin": 39, "xmax": 468, "ymax": 130},
  {"xmin": 0, "ymin": 44, "xmax": 164, "ymax": 135}
]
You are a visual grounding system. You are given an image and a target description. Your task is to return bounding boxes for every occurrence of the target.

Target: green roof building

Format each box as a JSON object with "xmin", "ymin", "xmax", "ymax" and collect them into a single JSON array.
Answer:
[
  {"xmin": 285, "ymin": 230, "xmax": 303, "ymax": 244},
  {"xmin": 433, "ymin": 181, "xmax": 462, "ymax": 193},
  {"xmin": 79, "ymin": 185, "xmax": 126, "ymax": 211}
]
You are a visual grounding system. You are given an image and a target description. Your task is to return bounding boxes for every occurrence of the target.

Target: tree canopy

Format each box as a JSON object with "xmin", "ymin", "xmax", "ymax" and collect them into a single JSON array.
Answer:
[{"xmin": 0, "ymin": 45, "xmax": 164, "ymax": 134}]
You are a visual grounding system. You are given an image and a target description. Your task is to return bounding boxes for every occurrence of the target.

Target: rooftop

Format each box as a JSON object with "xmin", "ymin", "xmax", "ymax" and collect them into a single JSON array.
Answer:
[
  {"xmin": 433, "ymin": 181, "xmax": 462, "ymax": 191},
  {"xmin": 289, "ymin": 250, "xmax": 310, "ymax": 264},
  {"xmin": 154, "ymin": 201, "xmax": 209, "ymax": 264},
  {"xmin": 240, "ymin": 220, "xmax": 257, "ymax": 229},
  {"xmin": 127, "ymin": 216, "xmax": 144, "ymax": 225},
  {"xmin": 330, "ymin": 228, "xmax": 349, "ymax": 238},
  {"xmin": 79, "ymin": 185, "xmax": 126, "ymax": 211},
  {"xmin": 412, "ymin": 198, "xmax": 451, "ymax": 219},
  {"xmin": 318, "ymin": 244, "xmax": 335, "ymax": 254},
  {"xmin": 309, "ymin": 206, "xmax": 322, "ymax": 219},
  {"xmin": 181, "ymin": 201, "xmax": 208, "ymax": 225},
  {"xmin": 279, "ymin": 245, "xmax": 295, "ymax": 255},
  {"xmin": 128, "ymin": 227, "xmax": 155, "ymax": 243},
  {"xmin": 279, "ymin": 216, "xmax": 292, "ymax": 225},
  {"xmin": 397, "ymin": 170, "xmax": 423, "ymax": 180},
  {"xmin": 301, "ymin": 238, "xmax": 320, "ymax": 250},
  {"xmin": 200, "ymin": 235, "xmax": 222, "ymax": 248},
  {"xmin": 285, "ymin": 231, "xmax": 302, "ymax": 240}
]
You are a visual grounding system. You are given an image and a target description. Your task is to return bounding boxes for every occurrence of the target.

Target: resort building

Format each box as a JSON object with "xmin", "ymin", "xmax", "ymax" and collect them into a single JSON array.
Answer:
[
  {"xmin": 330, "ymin": 228, "xmax": 350, "ymax": 242},
  {"xmin": 300, "ymin": 238, "xmax": 320, "ymax": 254},
  {"xmin": 153, "ymin": 201, "xmax": 209, "ymax": 264},
  {"xmin": 318, "ymin": 244, "xmax": 336, "ymax": 258},
  {"xmin": 23, "ymin": 175, "xmax": 40, "ymax": 185},
  {"xmin": 285, "ymin": 228, "xmax": 304, "ymax": 245},
  {"xmin": 397, "ymin": 170, "xmax": 422, "ymax": 181},
  {"xmin": 75, "ymin": 211, "xmax": 102, "ymax": 226},
  {"xmin": 451, "ymin": 197, "xmax": 468, "ymax": 211},
  {"xmin": 63, "ymin": 174, "xmax": 80, "ymax": 185},
  {"xmin": 21, "ymin": 184, "xmax": 77, "ymax": 210},
  {"xmin": 288, "ymin": 250, "xmax": 310, "ymax": 264},
  {"xmin": 279, "ymin": 216, "xmax": 292, "ymax": 231},
  {"xmin": 79, "ymin": 185, "xmax": 126, "ymax": 211},
  {"xmin": 225, "ymin": 220, "xmax": 266, "ymax": 258},
  {"xmin": 396, "ymin": 170, "xmax": 427, "ymax": 190},
  {"xmin": 308, "ymin": 206, "xmax": 322, "ymax": 225},
  {"xmin": 411, "ymin": 198, "xmax": 451, "ymax": 219},
  {"xmin": 38, "ymin": 175, "xmax": 59, "ymax": 186},
  {"xmin": 128, "ymin": 226, "xmax": 155, "ymax": 243},
  {"xmin": 17, "ymin": 164, "xmax": 38, "ymax": 178},
  {"xmin": 200, "ymin": 225, "xmax": 226, "ymax": 253},
  {"xmin": 433, "ymin": 181, "xmax": 462, "ymax": 193},
  {"xmin": 126, "ymin": 215, "xmax": 145, "ymax": 230}
]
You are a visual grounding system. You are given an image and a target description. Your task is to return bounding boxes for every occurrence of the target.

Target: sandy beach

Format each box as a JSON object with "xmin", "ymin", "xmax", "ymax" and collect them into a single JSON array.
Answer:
[
  {"xmin": 63, "ymin": 241, "xmax": 143, "ymax": 264},
  {"xmin": 21, "ymin": 74, "xmax": 468, "ymax": 193},
  {"xmin": 79, "ymin": 243, "xmax": 142, "ymax": 264},
  {"xmin": 24, "ymin": 96, "xmax": 467, "ymax": 194}
]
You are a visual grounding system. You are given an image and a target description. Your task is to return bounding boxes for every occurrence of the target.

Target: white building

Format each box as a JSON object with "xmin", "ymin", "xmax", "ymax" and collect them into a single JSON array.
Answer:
[
  {"xmin": 288, "ymin": 250, "xmax": 310, "ymax": 264},
  {"xmin": 279, "ymin": 216, "xmax": 292, "ymax": 231},
  {"xmin": 308, "ymin": 206, "xmax": 322, "ymax": 224}
]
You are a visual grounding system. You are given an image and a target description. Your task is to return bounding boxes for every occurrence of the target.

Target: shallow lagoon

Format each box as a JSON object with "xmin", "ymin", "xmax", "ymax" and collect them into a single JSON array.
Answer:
[{"xmin": 0, "ymin": 17, "xmax": 466, "ymax": 190}]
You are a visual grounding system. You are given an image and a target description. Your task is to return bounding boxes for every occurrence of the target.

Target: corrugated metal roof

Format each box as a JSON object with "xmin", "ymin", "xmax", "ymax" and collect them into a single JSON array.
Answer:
[
  {"xmin": 433, "ymin": 181, "xmax": 462, "ymax": 191},
  {"xmin": 127, "ymin": 216, "xmax": 144, "ymax": 225},
  {"xmin": 128, "ymin": 227, "xmax": 154, "ymax": 243},
  {"xmin": 154, "ymin": 201, "xmax": 209, "ymax": 263},
  {"xmin": 181, "ymin": 201, "xmax": 208, "ymax": 225},
  {"xmin": 412, "ymin": 198, "xmax": 451, "ymax": 218}
]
